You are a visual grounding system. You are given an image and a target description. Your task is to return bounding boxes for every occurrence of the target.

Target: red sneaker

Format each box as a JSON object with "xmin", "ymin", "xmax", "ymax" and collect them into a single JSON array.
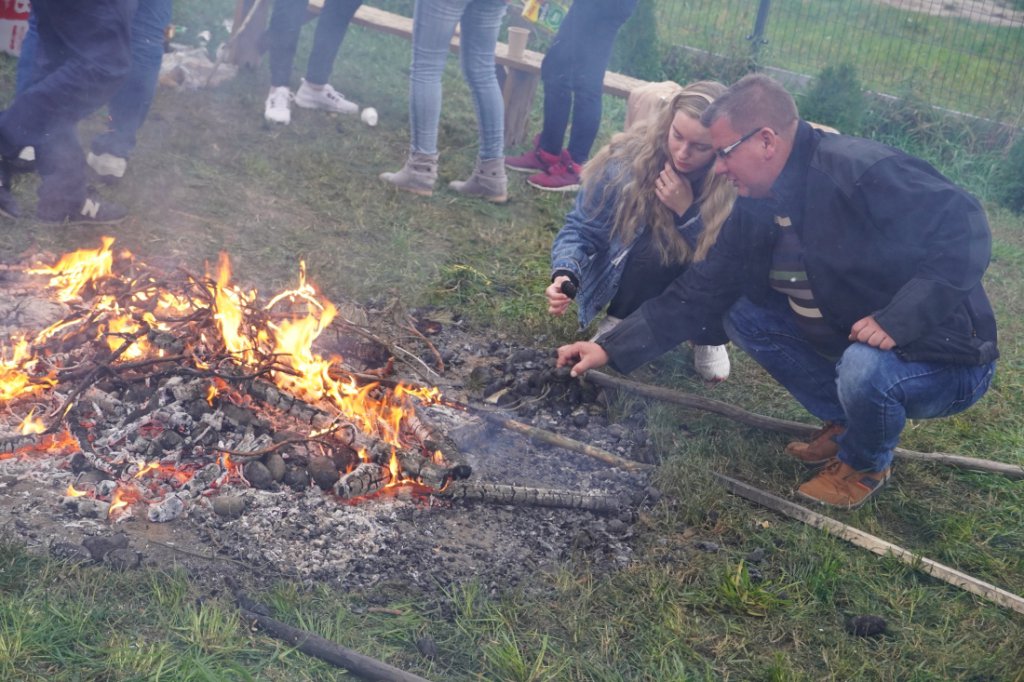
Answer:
[
  {"xmin": 527, "ymin": 150, "xmax": 582, "ymax": 192},
  {"xmin": 505, "ymin": 137, "xmax": 560, "ymax": 173}
]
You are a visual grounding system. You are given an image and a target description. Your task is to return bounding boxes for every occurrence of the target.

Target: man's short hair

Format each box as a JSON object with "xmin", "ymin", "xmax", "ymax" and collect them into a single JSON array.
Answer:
[{"xmin": 700, "ymin": 74, "xmax": 799, "ymax": 135}]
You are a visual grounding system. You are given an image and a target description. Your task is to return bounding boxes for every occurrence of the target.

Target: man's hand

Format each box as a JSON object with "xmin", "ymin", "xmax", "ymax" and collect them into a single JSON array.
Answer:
[
  {"xmin": 655, "ymin": 161, "xmax": 694, "ymax": 217},
  {"xmin": 849, "ymin": 315, "xmax": 896, "ymax": 350},
  {"xmin": 546, "ymin": 275, "xmax": 574, "ymax": 315},
  {"xmin": 556, "ymin": 341, "xmax": 609, "ymax": 377}
]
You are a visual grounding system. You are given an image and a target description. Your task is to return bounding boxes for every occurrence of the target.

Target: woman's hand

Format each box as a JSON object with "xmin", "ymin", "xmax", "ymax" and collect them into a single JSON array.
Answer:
[
  {"xmin": 655, "ymin": 161, "xmax": 694, "ymax": 217},
  {"xmin": 546, "ymin": 275, "xmax": 574, "ymax": 315}
]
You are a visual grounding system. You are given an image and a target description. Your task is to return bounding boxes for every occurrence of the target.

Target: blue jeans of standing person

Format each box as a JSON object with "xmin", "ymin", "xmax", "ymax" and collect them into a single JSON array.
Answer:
[
  {"xmin": 724, "ymin": 295, "xmax": 996, "ymax": 472},
  {"xmin": 409, "ymin": 0, "xmax": 506, "ymax": 159},
  {"xmin": 538, "ymin": 0, "xmax": 637, "ymax": 164},
  {"xmin": 268, "ymin": 0, "xmax": 363, "ymax": 88},
  {"xmin": 16, "ymin": 0, "xmax": 170, "ymax": 160},
  {"xmin": 0, "ymin": 0, "xmax": 133, "ymax": 214}
]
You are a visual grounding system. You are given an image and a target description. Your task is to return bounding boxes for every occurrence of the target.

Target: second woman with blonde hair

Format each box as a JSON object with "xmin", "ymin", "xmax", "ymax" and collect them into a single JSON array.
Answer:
[{"xmin": 546, "ymin": 81, "xmax": 736, "ymax": 381}]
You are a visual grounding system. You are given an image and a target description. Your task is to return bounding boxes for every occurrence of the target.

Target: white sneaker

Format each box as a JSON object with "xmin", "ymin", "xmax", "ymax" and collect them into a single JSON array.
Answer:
[
  {"xmin": 693, "ymin": 344, "xmax": 730, "ymax": 382},
  {"xmin": 294, "ymin": 78, "xmax": 358, "ymax": 115},
  {"xmin": 264, "ymin": 86, "xmax": 293, "ymax": 124},
  {"xmin": 86, "ymin": 151, "xmax": 127, "ymax": 179},
  {"xmin": 589, "ymin": 315, "xmax": 622, "ymax": 343}
]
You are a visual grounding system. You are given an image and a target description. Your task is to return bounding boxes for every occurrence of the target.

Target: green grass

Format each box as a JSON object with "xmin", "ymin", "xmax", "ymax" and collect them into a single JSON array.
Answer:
[
  {"xmin": 0, "ymin": 1, "xmax": 1021, "ymax": 679},
  {"xmin": 655, "ymin": 0, "xmax": 1024, "ymax": 125}
]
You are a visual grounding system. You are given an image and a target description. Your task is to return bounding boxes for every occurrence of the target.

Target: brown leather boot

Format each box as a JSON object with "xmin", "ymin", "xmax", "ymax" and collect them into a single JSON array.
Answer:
[{"xmin": 785, "ymin": 422, "xmax": 845, "ymax": 466}]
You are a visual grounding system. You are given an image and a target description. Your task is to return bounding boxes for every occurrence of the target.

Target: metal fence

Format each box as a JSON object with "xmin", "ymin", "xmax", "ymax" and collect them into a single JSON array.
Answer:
[{"xmin": 655, "ymin": 0, "xmax": 1024, "ymax": 127}]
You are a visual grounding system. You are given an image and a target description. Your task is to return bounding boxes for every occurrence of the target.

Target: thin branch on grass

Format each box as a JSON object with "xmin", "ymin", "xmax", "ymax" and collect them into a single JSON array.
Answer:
[
  {"xmin": 225, "ymin": 577, "xmax": 433, "ymax": 682},
  {"xmin": 714, "ymin": 473, "xmax": 1024, "ymax": 616}
]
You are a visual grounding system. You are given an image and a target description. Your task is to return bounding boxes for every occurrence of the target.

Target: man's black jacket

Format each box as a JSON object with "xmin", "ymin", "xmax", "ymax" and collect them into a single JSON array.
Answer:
[{"xmin": 600, "ymin": 120, "xmax": 999, "ymax": 373}]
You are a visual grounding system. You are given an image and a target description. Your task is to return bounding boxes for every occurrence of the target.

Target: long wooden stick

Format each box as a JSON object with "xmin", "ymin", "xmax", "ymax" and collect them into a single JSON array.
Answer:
[
  {"xmin": 714, "ymin": 473, "xmax": 1024, "ymax": 615},
  {"xmin": 588, "ymin": 371, "xmax": 1024, "ymax": 480},
  {"xmin": 473, "ymin": 408, "xmax": 652, "ymax": 473},
  {"xmin": 226, "ymin": 578, "xmax": 432, "ymax": 682}
]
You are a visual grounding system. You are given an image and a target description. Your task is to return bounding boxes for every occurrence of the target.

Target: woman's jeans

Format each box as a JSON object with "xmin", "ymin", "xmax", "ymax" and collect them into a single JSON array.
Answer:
[
  {"xmin": 17, "ymin": 0, "xmax": 170, "ymax": 159},
  {"xmin": 539, "ymin": 0, "xmax": 637, "ymax": 164},
  {"xmin": 724, "ymin": 295, "xmax": 996, "ymax": 472},
  {"xmin": 268, "ymin": 0, "xmax": 363, "ymax": 88},
  {"xmin": 409, "ymin": 0, "xmax": 506, "ymax": 159}
]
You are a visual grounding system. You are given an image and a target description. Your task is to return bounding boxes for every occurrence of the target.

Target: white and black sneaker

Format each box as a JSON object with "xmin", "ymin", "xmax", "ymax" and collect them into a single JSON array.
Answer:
[
  {"xmin": 264, "ymin": 86, "xmax": 293, "ymax": 124},
  {"xmin": 37, "ymin": 196, "xmax": 128, "ymax": 226},
  {"xmin": 294, "ymin": 78, "xmax": 358, "ymax": 115}
]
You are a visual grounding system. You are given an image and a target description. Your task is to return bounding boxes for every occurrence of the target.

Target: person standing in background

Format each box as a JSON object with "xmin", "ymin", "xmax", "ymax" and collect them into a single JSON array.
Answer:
[
  {"xmin": 15, "ymin": 0, "xmax": 172, "ymax": 182},
  {"xmin": 263, "ymin": 0, "xmax": 364, "ymax": 125},
  {"xmin": 506, "ymin": 0, "xmax": 638, "ymax": 192},
  {"xmin": 0, "ymin": 0, "xmax": 133, "ymax": 224},
  {"xmin": 380, "ymin": 0, "xmax": 509, "ymax": 203}
]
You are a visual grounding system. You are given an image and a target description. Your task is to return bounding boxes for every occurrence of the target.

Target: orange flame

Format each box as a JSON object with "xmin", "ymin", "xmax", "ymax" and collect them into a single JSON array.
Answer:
[
  {"xmin": 18, "ymin": 409, "xmax": 46, "ymax": 435},
  {"xmin": 28, "ymin": 236, "xmax": 116, "ymax": 301},
  {"xmin": 0, "ymin": 336, "xmax": 56, "ymax": 402},
  {"xmin": 65, "ymin": 483, "xmax": 88, "ymax": 498}
]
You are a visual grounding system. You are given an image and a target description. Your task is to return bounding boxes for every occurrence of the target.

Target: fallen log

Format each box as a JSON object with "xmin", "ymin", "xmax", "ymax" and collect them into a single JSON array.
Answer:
[
  {"xmin": 225, "ymin": 578, "xmax": 432, "ymax": 682},
  {"xmin": 587, "ymin": 371, "xmax": 1024, "ymax": 480},
  {"xmin": 714, "ymin": 473, "xmax": 1024, "ymax": 616},
  {"xmin": 437, "ymin": 481, "xmax": 627, "ymax": 514}
]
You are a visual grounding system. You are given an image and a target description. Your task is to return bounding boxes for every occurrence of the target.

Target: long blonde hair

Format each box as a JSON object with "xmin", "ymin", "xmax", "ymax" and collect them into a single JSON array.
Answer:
[{"xmin": 581, "ymin": 81, "xmax": 736, "ymax": 265}]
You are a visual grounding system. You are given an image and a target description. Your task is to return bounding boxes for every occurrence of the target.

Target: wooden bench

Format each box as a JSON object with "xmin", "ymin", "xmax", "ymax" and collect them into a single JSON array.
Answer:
[{"xmin": 227, "ymin": 2, "xmax": 647, "ymax": 147}]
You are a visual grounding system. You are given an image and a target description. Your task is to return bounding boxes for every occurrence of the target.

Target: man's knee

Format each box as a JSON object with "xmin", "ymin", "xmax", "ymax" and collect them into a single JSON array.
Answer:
[{"xmin": 835, "ymin": 344, "xmax": 891, "ymax": 404}]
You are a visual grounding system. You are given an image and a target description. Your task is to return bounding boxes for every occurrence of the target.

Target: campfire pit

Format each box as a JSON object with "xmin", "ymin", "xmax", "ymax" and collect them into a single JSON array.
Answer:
[{"xmin": 0, "ymin": 238, "xmax": 651, "ymax": 595}]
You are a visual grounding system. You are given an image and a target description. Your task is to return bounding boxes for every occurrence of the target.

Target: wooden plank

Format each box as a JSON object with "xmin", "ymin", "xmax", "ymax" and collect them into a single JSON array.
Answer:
[
  {"xmin": 350, "ymin": 5, "xmax": 645, "ymax": 99},
  {"xmin": 714, "ymin": 473, "xmax": 1024, "ymax": 616}
]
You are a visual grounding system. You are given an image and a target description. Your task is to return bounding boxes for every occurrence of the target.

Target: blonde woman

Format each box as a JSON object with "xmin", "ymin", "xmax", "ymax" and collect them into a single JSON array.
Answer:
[{"xmin": 546, "ymin": 81, "xmax": 736, "ymax": 381}]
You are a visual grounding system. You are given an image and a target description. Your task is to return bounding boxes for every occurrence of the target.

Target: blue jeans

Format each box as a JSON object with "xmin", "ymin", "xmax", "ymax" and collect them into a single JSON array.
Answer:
[
  {"xmin": 0, "ymin": 0, "xmax": 133, "ymax": 213},
  {"xmin": 17, "ymin": 0, "xmax": 171, "ymax": 159},
  {"xmin": 724, "ymin": 295, "xmax": 996, "ymax": 472},
  {"xmin": 409, "ymin": 0, "xmax": 506, "ymax": 159},
  {"xmin": 539, "ymin": 0, "xmax": 637, "ymax": 164},
  {"xmin": 268, "ymin": 0, "xmax": 363, "ymax": 88}
]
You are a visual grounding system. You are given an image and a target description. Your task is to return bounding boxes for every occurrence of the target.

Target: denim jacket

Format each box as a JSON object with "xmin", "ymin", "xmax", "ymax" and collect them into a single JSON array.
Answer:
[{"xmin": 550, "ymin": 162, "xmax": 704, "ymax": 329}]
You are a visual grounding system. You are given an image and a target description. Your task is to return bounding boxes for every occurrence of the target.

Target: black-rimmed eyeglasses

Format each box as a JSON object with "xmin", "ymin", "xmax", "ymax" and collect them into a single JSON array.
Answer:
[{"xmin": 715, "ymin": 127, "xmax": 764, "ymax": 160}]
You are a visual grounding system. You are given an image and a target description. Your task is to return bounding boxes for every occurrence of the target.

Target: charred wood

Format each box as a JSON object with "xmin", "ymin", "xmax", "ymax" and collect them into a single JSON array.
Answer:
[
  {"xmin": 334, "ymin": 462, "xmax": 392, "ymax": 498},
  {"xmin": 437, "ymin": 481, "xmax": 627, "ymax": 514}
]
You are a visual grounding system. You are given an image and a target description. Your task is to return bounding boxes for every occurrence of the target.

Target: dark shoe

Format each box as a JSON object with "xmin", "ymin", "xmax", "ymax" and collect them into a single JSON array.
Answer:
[
  {"xmin": 527, "ymin": 150, "xmax": 582, "ymax": 192},
  {"xmin": 37, "ymin": 197, "xmax": 128, "ymax": 226},
  {"xmin": 0, "ymin": 159, "xmax": 19, "ymax": 218},
  {"xmin": 796, "ymin": 458, "xmax": 891, "ymax": 510},
  {"xmin": 785, "ymin": 422, "xmax": 845, "ymax": 467}
]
